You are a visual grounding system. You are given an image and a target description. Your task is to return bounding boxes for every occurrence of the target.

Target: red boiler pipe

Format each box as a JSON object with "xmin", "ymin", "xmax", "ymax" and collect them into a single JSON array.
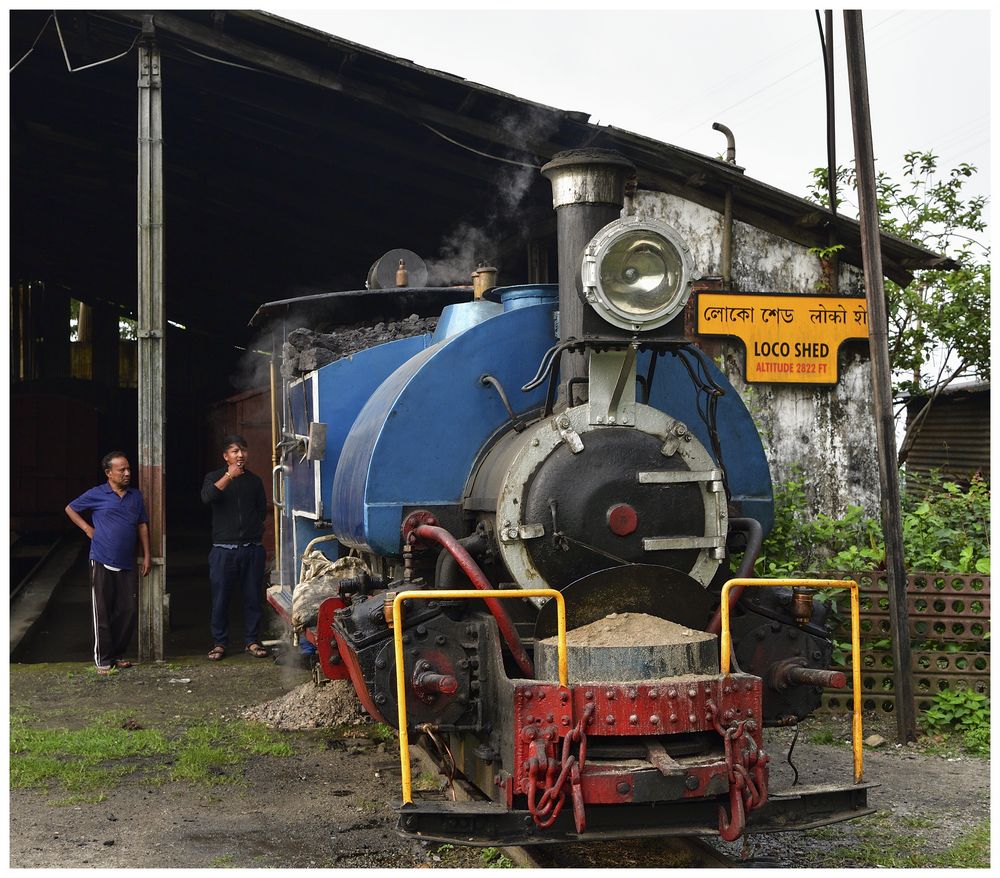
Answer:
[{"xmin": 410, "ymin": 524, "xmax": 535, "ymax": 679}]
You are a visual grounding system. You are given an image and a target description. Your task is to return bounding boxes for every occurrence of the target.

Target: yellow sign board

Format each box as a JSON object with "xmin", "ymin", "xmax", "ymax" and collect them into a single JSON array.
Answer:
[{"xmin": 697, "ymin": 293, "xmax": 868, "ymax": 384}]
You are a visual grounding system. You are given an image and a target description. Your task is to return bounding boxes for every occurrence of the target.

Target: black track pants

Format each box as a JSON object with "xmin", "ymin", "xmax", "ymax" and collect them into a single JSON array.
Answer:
[{"xmin": 90, "ymin": 561, "xmax": 138, "ymax": 668}]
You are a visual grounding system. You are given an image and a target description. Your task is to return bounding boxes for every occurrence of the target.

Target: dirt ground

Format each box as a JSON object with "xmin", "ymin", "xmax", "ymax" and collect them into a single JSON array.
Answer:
[{"xmin": 8, "ymin": 652, "xmax": 990, "ymax": 869}]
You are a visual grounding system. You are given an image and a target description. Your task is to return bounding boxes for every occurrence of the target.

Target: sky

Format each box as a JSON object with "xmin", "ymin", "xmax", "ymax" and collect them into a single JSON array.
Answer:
[{"xmin": 269, "ymin": 5, "xmax": 992, "ymax": 222}]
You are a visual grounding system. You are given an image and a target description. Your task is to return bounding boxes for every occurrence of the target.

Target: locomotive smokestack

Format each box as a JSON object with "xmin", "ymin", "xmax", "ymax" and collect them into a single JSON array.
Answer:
[{"xmin": 541, "ymin": 149, "xmax": 635, "ymax": 406}]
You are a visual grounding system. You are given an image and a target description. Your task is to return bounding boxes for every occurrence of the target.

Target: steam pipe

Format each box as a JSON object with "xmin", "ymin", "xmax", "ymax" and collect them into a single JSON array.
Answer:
[
  {"xmin": 435, "ymin": 531, "xmax": 489, "ymax": 588},
  {"xmin": 411, "ymin": 524, "xmax": 534, "ymax": 678},
  {"xmin": 712, "ymin": 123, "xmax": 736, "ymax": 284},
  {"xmin": 706, "ymin": 517, "xmax": 763, "ymax": 634}
]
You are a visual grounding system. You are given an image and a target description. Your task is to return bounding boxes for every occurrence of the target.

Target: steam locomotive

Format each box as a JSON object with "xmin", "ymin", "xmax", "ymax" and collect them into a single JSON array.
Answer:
[{"xmin": 259, "ymin": 149, "xmax": 871, "ymax": 845}]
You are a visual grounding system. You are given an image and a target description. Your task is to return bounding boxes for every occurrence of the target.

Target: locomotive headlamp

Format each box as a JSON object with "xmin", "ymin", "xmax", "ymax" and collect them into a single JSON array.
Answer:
[{"xmin": 582, "ymin": 216, "xmax": 694, "ymax": 331}]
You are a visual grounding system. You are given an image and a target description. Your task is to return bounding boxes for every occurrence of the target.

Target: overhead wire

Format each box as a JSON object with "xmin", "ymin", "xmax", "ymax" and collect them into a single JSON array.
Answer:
[
  {"xmin": 52, "ymin": 11, "xmax": 140, "ymax": 73},
  {"xmin": 649, "ymin": 10, "xmax": 884, "ymax": 132},
  {"xmin": 9, "ymin": 12, "xmax": 53, "ymax": 73},
  {"xmin": 683, "ymin": 9, "xmax": 909, "ymax": 137},
  {"xmin": 418, "ymin": 121, "xmax": 541, "ymax": 169}
]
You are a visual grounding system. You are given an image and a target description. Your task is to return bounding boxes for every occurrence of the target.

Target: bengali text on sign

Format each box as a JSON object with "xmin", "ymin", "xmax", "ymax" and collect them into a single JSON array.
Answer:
[{"xmin": 696, "ymin": 292, "xmax": 868, "ymax": 384}]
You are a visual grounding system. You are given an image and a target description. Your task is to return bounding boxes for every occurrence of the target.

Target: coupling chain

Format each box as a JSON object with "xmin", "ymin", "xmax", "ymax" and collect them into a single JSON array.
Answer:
[
  {"xmin": 526, "ymin": 703, "xmax": 594, "ymax": 832},
  {"xmin": 707, "ymin": 699, "xmax": 770, "ymax": 842}
]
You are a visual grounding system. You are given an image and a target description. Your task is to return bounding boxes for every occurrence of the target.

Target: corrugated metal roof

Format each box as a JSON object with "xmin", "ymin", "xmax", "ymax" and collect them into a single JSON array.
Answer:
[{"xmin": 905, "ymin": 386, "xmax": 990, "ymax": 480}]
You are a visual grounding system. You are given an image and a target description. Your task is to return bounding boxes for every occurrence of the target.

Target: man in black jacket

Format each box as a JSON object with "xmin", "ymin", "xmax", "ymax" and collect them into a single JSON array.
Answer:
[{"xmin": 200, "ymin": 434, "xmax": 269, "ymax": 661}]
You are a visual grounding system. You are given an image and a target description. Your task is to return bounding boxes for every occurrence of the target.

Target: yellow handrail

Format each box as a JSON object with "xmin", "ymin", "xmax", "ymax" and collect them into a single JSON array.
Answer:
[
  {"xmin": 720, "ymin": 578, "xmax": 863, "ymax": 783},
  {"xmin": 392, "ymin": 588, "xmax": 567, "ymax": 804}
]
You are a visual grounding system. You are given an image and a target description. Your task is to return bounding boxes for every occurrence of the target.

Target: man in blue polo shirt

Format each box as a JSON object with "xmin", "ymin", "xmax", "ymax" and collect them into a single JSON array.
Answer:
[{"xmin": 65, "ymin": 451, "xmax": 151, "ymax": 675}]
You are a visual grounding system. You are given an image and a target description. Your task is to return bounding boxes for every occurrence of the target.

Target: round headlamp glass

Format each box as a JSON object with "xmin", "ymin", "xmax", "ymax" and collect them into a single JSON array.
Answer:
[
  {"xmin": 583, "ymin": 217, "xmax": 693, "ymax": 331},
  {"xmin": 599, "ymin": 230, "xmax": 684, "ymax": 316}
]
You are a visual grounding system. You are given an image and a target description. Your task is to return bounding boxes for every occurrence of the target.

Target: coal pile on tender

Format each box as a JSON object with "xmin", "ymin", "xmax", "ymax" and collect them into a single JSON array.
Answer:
[
  {"xmin": 281, "ymin": 315, "xmax": 438, "ymax": 379},
  {"xmin": 536, "ymin": 612, "xmax": 719, "ymax": 683}
]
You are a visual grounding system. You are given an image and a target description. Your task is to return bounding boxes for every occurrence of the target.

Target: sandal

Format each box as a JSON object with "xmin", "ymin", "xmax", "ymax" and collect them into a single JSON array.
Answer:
[
  {"xmin": 114, "ymin": 660, "xmax": 133, "ymax": 669},
  {"xmin": 245, "ymin": 643, "xmax": 269, "ymax": 658},
  {"xmin": 207, "ymin": 645, "xmax": 226, "ymax": 661}
]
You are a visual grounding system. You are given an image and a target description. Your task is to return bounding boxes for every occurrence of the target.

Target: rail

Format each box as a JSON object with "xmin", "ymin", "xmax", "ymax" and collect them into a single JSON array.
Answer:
[
  {"xmin": 392, "ymin": 588, "xmax": 567, "ymax": 804},
  {"xmin": 720, "ymin": 577, "xmax": 863, "ymax": 783}
]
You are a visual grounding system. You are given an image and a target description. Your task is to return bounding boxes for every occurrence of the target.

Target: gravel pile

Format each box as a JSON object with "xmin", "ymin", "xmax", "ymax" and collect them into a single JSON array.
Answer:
[
  {"xmin": 281, "ymin": 315, "xmax": 438, "ymax": 378},
  {"xmin": 240, "ymin": 680, "xmax": 365, "ymax": 730}
]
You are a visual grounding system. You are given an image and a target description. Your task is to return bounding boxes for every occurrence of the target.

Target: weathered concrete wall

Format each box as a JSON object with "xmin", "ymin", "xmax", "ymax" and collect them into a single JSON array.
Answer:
[{"xmin": 635, "ymin": 190, "xmax": 880, "ymax": 518}]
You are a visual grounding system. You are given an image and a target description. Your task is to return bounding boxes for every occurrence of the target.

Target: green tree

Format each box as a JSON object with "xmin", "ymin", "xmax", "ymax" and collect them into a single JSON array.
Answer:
[{"xmin": 808, "ymin": 151, "xmax": 989, "ymax": 465}]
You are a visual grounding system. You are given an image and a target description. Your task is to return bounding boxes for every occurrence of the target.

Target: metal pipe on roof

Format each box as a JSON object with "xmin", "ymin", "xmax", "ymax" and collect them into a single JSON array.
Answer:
[
  {"xmin": 712, "ymin": 123, "xmax": 736, "ymax": 285},
  {"xmin": 818, "ymin": 10, "xmax": 841, "ymax": 292}
]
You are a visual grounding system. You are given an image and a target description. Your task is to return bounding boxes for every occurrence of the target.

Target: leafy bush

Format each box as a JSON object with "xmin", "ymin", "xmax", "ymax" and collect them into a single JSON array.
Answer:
[
  {"xmin": 962, "ymin": 725, "xmax": 989, "ymax": 756},
  {"xmin": 902, "ymin": 472, "xmax": 990, "ymax": 574},
  {"xmin": 753, "ymin": 470, "xmax": 989, "ymax": 576},
  {"xmin": 920, "ymin": 688, "xmax": 990, "ymax": 755}
]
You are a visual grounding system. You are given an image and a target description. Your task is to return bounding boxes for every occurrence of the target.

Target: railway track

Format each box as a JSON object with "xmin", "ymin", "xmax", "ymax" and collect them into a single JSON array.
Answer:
[{"xmin": 501, "ymin": 835, "xmax": 737, "ymax": 868}]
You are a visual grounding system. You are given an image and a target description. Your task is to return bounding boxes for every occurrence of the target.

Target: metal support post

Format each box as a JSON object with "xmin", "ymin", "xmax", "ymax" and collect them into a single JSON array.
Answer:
[
  {"xmin": 137, "ymin": 18, "xmax": 166, "ymax": 661},
  {"xmin": 844, "ymin": 11, "xmax": 916, "ymax": 741},
  {"xmin": 821, "ymin": 9, "xmax": 839, "ymax": 292}
]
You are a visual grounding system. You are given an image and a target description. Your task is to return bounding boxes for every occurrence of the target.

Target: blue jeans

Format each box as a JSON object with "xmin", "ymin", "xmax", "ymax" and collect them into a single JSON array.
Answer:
[{"xmin": 208, "ymin": 544, "xmax": 265, "ymax": 646}]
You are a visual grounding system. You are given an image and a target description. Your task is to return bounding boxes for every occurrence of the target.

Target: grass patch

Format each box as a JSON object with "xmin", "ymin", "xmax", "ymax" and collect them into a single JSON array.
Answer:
[
  {"xmin": 820, "ymin": 813, "xmax": 990, "ymax": 868},
  {"xmin": 367, "ymin": 723, "xmax": 396, "ymax": 744},
  {"xmin": 481, "ymin": 847, "xmax": 516, "ymax": 868},
  {"xmin": 412, "ymin": 770, "xmax": 441, "ymax": 791},
  {"xmin": 11, "ymin": 712, "xmax": 292, "ymax": 797},
  {"xmin": 170, "ymin": 743, "xmax": 243, "ymax": 785},
  {"xmin": 931, "ymin": 820, "xmax": 989, "ymax": 868},
  {"xmin": 802, "ymin": 826, "xmax": 840, "ymax": 841},
  {"xmin": 10, "ymin": 710, "xmax": 169, "ymax": 797},
  {"xmin": 169, "ymin": 720, "xmax": 292, "ymax": 785}
]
